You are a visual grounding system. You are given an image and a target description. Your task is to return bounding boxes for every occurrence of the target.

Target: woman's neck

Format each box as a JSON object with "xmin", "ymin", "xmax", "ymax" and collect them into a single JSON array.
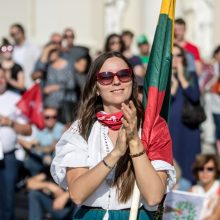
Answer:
[
  {"xmin": 202, "ymin": 180, "xmax": 216, "ymax": 192},
  {"xmin": 103, "ymin": 105, "xmax": 121, "ymax": 114}
]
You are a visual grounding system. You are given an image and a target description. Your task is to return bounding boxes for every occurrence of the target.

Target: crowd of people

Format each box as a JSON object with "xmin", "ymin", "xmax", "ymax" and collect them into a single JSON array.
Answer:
[{"xmin": 0, "ymin": 16, "xmax": 220, "ymax": 220}]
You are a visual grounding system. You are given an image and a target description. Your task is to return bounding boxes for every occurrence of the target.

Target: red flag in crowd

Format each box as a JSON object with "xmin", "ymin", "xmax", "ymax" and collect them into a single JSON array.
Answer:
[{"xmin": 16, "ymin": 82, "xmax": 45, "ymax": 129}]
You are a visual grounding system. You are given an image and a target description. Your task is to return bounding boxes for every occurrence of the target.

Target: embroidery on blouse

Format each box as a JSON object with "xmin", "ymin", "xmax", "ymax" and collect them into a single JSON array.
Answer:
[
  {"xmin": 101, "ymin": 124, "xmax": 115, "ymax": 218},
  {"xmin": 68, "ymin": 121, "xmax": 80, "ymax": 134}
]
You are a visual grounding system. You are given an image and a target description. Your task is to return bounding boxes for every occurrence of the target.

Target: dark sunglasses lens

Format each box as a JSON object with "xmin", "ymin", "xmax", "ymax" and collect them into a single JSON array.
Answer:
[
  {"xmin": 198, "ymin": 167, "xmax": 215, "ymax": 172},
  {"xmin": 98, "ymin": 72, "xmax": 114, "ymax": 85},
  {"xmin": 117, "ymin": 69, "xmax": 132, "ymax": 82},
  {"xmin": 44, "ymin": 116, "xmax": 57, "ymax": 120},
  {"xmin": 207, "ymin": 168, "xmax": 215, "ymax": 172}
]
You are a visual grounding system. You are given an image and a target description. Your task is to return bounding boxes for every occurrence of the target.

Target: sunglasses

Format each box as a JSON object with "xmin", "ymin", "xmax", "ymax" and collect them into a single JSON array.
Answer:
[
  {"xmin": 10, "ymin": 32, "xmax": 19, "ymax": 38},
  {"xmin": 64, "ymin": 34, "xmax": 74, "ymax": 39},
  {"xmin": 1, "ymin": 45, "xmax": 13, "ymax": 53},
  {"xmin": 44, "ymin": 115, "xmax": 57, "ymax": 120},
  {"xmin": 197, "ymin": 167, "xmax": 215, "ymax": 172},
  {"xmin": 109, "ymin": 40, "xmax": 120, "ymax": 46},
  {"xmin": 96, "ymin": 69, "xmax": 132, "ymax": 85},
  {"xmin": 173, "ymin": 53, "xmax": 182, "ymax": 58}
]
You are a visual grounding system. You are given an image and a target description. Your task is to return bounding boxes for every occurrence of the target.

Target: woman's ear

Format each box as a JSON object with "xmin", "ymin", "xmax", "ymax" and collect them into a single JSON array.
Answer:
[{"xmin": 97, "ymin": 90, "xmax": 100, "ymax": 96}]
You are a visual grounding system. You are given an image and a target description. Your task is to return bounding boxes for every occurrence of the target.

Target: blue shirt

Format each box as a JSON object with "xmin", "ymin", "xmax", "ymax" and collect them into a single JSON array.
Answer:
[{"xmin": 35, "ymin": 122, "xmax": 65, "ymax": 147}]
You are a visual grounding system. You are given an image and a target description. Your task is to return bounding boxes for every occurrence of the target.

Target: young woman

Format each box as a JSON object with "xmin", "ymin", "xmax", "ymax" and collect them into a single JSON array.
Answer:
[
  {"xmin": 0, "ymin": 38, "xmax": 25, "ymax": 94},
  {"xmin": 104, "ymin": 33, "xmax": 125, "ymax": 53},
  {"xmin": 191, "ymin": 154, "xmax": 220, "ymax": 220},
  {"xmin": 51, "ymin": 51, "xmax": 175, "ymax": 220},
  {"xmin": 169, "ymin": 44, "xmax": 201, "ymax": 183}
]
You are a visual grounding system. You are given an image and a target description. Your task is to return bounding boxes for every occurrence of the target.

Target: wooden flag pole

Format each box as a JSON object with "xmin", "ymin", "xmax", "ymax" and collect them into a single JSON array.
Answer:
[{"xmin": 129, "ymin": 182, "xmax": 140, "ymax": 220}]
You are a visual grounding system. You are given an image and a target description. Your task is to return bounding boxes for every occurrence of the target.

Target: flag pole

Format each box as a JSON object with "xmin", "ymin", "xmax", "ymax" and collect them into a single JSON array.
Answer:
[
  {"xmin": 129, "ymin": 182, "xmax": 140, "ymax": 220},
  {"xmin": 129, "ymin": 0, "xmax": 176, "ymax": 220}
]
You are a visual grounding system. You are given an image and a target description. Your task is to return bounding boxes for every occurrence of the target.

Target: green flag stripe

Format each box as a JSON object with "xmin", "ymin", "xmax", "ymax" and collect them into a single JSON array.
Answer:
[{"xmin": 143, "ymin": 14, "xmax": 172, "ymax": 112}]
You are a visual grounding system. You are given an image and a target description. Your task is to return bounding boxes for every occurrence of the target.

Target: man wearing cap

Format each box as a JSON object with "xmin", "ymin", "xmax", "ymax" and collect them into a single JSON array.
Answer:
[{"xmin": 137, "ymin": 34, "xmax": 150, "ymax": 69}]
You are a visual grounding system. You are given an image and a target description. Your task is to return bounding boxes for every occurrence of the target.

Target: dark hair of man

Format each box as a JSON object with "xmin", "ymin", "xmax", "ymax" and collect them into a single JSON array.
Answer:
[
  {"xmin": 11, "ymin": 23, "xmax": 25, "ymax": 35},
  {"xmin": 77, "ymin": 51, "xmax": 144, "ymax": 202},
  {"xmin": 175, "ymin": 18, "xmax": 186, "ymax": 27},
  {"xmin": 122, "ymin": 30, "xmax": 134, "ymax": 38}
]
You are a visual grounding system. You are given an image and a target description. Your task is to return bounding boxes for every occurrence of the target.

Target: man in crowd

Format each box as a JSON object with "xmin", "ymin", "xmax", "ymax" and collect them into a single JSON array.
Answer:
[
  {"xmin": 0, "ymin": 66, "xmax": 32, "ymax": 220},
  {"xmin": 10, "ymin": 23, "xmax": 41, "ymax": 88},
  {"xmin": 174, "ymin": 18, "xmax": 203, "ymax": 75}
]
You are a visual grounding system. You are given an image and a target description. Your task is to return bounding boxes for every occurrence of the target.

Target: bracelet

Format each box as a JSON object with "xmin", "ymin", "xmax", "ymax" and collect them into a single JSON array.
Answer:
[
  {"xmin": 102, "ymin": 159, "xmax": 114, "ymax": 170},
  {"xmin": 130, "ymin": 149, "xmax": 146, "ymax": 158}
]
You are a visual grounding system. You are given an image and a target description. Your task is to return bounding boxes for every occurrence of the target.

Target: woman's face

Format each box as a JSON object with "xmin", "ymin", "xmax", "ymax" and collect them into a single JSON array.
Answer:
[
  {"xmin": 197, "ymin": 160, "xmax": 217, "ymax": 185},
  {"xmin": 172, "ymin": 46, "xmax": 183, "ymax": 69},
  {"xmin": 109, "ymin": 37, "xmax": 121, "ymax": 52},
  {"xmin": 1, "ymin": 45, "xmax": 13, "ymax": 60},
  {"xmin": 49, "ymin": 50, "xmax": 59, "ymax": 63},
  {"xmin": 96, "ymin": 57, "xmax": 133, "ymax": 113}
]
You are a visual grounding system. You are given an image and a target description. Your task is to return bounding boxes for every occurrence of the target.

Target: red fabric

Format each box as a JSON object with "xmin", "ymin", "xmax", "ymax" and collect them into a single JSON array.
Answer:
[
  {"xmin": 184, "ymin": 42, "xmax": 201, "ymax": 61},
  {"xmin": 96, "ymin": 111, "xmax": 123, "ymax": 131},
  {"xmin": 16, "ymin": 82, "xmax": 45, "ymax": 130},
  {"xmin": 142, "ymin": 87, "xmax": 173, "ymax": 165}
]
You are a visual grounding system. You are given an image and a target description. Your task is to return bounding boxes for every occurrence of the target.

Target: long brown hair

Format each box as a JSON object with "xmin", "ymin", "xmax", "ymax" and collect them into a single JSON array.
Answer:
[{"xmin": 77, "ymin": 51, "xmax": 144, "ymax": 202}]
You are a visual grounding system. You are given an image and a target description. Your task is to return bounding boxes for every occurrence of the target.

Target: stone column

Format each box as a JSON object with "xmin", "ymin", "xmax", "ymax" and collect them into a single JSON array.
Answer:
[{"xmin": 104, "ymin": 0, "xmax": 129, "ymax": 36}]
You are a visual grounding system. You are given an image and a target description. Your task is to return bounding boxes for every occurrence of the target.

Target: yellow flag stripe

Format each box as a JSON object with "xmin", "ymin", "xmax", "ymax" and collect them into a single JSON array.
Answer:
[
  {"xmin": 160, "ymin": 0, "xmax": 175, "ymax": 20},
  {"xmin": 160, "ymin": 0, "xmax": 176, "ymax": 53},
  {"xmin": 170, "ymin": 0, "xmax": 176, "ymax": 53}
]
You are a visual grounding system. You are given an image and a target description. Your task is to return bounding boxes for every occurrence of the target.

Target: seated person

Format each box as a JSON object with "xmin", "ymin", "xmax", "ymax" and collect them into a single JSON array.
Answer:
[
  {"xmin": 19, "ymin": 106, "xmax": 65, "ymax": 176},
  {"xmin": 190, "ymin": 154, "xmax": 220, "ymax": 220},
  {"xmin": 26, "ymin": 170, "xmax": 75, "ymax": 220}
]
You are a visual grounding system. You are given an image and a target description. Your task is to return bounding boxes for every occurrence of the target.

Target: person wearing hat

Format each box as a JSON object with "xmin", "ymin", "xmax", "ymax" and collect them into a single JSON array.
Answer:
[{"xmin": 137, "ymin": 35, "xmax": 150, "ymax": 69}]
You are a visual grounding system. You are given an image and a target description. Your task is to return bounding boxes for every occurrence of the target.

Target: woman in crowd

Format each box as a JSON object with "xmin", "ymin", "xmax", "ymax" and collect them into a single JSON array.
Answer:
[
  {"xmin": 191, "ymin": 154, "xmax": 220, "ymax": 219},
  {"xmin": 0, "ymin": 38, "xmax": 25, "ymax": 94},
  {"xmin": 169, "ymin": 43, "xmax": 201, "ymax": 183},
  {"xmin": 42, "ymin": 48, "xmax": 76, "ymax": 124},
  {"xmin": 104, "ymin": 33, "xmax": 125, "ymax": 53},
  {"xmin": 51, "ymin": 51, "xmax": 175, "ymax": 220}
]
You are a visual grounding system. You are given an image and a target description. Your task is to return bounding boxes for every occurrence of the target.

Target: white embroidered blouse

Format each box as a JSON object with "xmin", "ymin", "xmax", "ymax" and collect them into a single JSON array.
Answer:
[{"xmin": 50, "ymin": 120, "xmax": 176, "ymax": 211}]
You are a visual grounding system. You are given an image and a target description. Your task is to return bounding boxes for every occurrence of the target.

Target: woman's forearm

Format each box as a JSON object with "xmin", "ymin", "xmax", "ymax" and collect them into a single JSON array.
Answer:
[
  {"xmin": 129, "ymin": 140, "xmax": 167, "ymax": 206},
  {"xmin": 67, "ymin": 150, "xmax": 121, "ymax": 205},
  {"xmin": 7, "ymin": 71, "xmax": 25, "ymax": 90}
]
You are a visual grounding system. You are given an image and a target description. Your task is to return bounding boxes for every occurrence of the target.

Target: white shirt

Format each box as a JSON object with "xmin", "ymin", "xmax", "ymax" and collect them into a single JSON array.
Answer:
[
  {"xmin": 192, "ymin": 180, "xmax": 220, "ymax": 219},
  {"xmin": 12, "ymin": 41, "xmax": 41, "ymax": 88},
  {"xmin": 0, "ymin": 90, "xmax": 28, "ymax": 153},
  {"xmin": 51, "ymin": 120, "xmax": 176, "ymax": 211}
]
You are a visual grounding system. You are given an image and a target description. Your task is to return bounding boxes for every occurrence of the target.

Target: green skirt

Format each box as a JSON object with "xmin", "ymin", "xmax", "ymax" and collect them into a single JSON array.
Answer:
[{"xmin": 73, "ymin": 206, "xmax": 154, "ymax": 220}]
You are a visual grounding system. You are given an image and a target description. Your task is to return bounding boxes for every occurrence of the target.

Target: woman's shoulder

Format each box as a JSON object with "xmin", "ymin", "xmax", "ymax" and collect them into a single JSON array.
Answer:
[{"xmin": 12, "ymin": 63, "xmax": 23, "ymax": 72}]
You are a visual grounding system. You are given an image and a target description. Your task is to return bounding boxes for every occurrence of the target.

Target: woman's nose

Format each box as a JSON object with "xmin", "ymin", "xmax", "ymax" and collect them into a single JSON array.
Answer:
[{"xmin": 112, "ymin": 75, "xmax": 120, "ymax": 85}]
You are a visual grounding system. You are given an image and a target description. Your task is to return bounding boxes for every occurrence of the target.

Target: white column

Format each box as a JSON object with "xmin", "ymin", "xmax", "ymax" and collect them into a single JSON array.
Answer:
[
  {"xmin": 104, "ymin": 0, "xmax": 129, "ymax": 36},
  {"xmin": 142, "ymin": 0, "xmax": 161, "ymax": 44}
]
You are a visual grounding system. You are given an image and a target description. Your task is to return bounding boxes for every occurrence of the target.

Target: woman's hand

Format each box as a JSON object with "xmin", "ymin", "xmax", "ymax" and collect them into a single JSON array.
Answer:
[
  {"xmin": 176, "ymin": 62, "xmax": 189, "ymax": 89},
  {"xmin": 121, "ymin": 101, "xmax": 140, "ymax": 146},
  {"xmin": 171, "ymin": 74, "xmax": 179, "ymax": 95},
  {"xmin": 112, "ymin": 127, "xmax": 127, "ymax": 157},
  {"xmin": 44, "ymin": 84, "xmax": 60, "ymax": 94}
]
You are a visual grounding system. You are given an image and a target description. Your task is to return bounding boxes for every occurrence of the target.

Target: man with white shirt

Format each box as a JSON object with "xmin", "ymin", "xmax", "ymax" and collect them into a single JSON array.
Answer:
[
  {"xmin": 0, "ymin": 66, "xmax": 32, "ymax": 220},
  {"xmin": 10, "ymin": 23, "xmax": 41, "ymax": 88}
]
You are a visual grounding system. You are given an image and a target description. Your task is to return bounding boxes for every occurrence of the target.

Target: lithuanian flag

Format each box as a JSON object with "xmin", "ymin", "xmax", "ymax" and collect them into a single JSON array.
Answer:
[{"xmin": 141, "ymin": 0, "xmax": 176, "ymax": 165}]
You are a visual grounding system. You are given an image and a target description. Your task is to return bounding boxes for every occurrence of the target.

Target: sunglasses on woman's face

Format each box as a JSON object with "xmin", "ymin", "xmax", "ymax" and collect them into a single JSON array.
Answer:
[
  {"xmin": 0, "ymin": 45, "xmax": 13, "ymax": 53},
  {"xmin": 197, "ymin": 166, "xmax": 215, "ymax": 172},
  {"xmin": 96, "ymin": 68, "xmax": 132, "ymax": 85},
  {"xmin": 173, "ymin": 53, "xmax": 182, "ymax": 58}
]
